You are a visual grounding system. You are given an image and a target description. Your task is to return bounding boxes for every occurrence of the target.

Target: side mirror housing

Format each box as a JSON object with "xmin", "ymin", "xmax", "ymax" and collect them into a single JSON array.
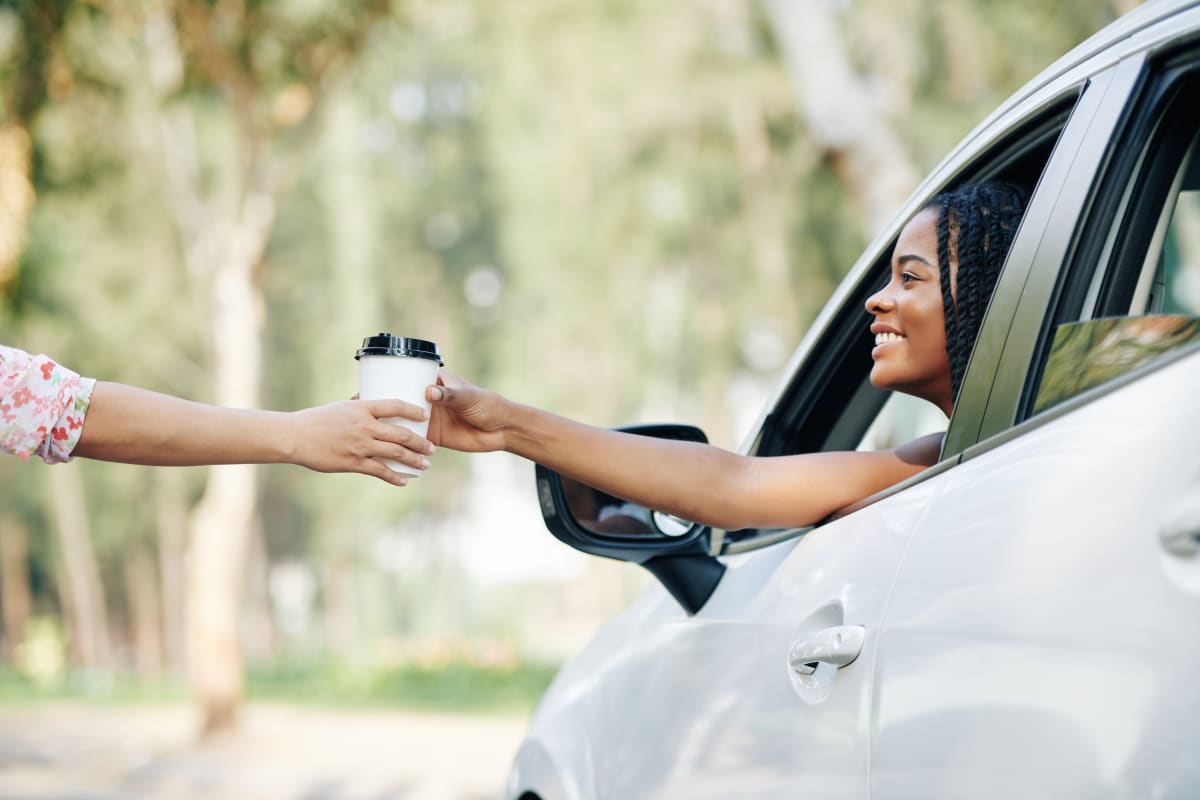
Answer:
[{"xmin": 534, "ymin": 424, "xmax": 726, "ymax": 614}]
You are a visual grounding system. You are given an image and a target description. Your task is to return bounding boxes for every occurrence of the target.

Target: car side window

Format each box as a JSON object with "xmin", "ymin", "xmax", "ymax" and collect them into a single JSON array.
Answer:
[
  {"xmin": 1023, "ymin": 61, "xmax": 1200, "ymax": 417},
  {"xmin": 855, "ymin": 391, "xmax": 947, "ymax": 452}
]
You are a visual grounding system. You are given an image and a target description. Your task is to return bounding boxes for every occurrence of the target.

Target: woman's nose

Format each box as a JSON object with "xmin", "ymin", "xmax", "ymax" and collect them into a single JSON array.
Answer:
[{"xmin": 866, "ymin": 287, "xmax": 895, "ymax": 314}]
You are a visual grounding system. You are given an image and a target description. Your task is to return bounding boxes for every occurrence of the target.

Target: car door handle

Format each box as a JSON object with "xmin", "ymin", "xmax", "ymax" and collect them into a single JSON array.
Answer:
[
  {"xmin": 787, "ymin": 625, "xmax": 865, "ymax": 675},
  {"xmin": 1161, "ymin": 490, "xmax": 1200, "ymax": 557}
]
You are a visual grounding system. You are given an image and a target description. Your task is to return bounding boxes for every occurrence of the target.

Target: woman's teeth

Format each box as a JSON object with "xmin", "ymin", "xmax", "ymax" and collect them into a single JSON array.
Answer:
[{"xmin": 875, "ymin": 332, "xmax": 906, "ymax": 345}]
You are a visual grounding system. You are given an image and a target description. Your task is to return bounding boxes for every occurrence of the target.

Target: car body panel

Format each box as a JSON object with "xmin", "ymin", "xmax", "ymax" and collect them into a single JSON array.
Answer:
[{"xmin": 872, "ymin": 346, "xmax": 1200, "ymax": 799}]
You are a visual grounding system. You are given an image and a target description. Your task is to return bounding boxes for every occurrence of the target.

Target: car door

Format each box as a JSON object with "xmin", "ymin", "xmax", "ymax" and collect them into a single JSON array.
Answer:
[
  {"xmin": 545, "ymin": 482, "xmax": 931, "ymax": 800},
  {"xmin": 873, "ymin": 32, "xmax": 1200, "ymax": 800}
]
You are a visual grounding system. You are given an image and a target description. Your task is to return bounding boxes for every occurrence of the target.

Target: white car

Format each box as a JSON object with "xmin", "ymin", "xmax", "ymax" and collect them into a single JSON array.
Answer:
[{"xmin": 509, "ymin": 2, "xmax": 1200, "ymax": 798}]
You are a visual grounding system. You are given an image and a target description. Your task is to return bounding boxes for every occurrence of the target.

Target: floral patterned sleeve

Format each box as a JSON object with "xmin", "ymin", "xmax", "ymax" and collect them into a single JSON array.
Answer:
[{"xmin": 0, "ymin": 345, "xmax": 96, "ymax": 464}]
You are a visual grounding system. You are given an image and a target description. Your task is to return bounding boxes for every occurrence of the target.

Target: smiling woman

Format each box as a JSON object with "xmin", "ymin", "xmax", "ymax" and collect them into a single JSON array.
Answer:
[
  {"xmin": 421, "ymin": 181, "xmax": 1030, "ymax": 532},
  {"xmin": 867, "ymin": 183, "xmax": 1028, "ymax": 416}
]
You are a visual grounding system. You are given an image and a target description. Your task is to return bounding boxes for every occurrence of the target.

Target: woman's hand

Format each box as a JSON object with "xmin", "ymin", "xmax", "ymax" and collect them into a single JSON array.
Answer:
[
  {"xmin": 425, "ymin": 371, "xmax": 510, "ymax": 453},
  {"xmin": 287, "ymin": 398, "xmax": 435, "ymax": 485}
]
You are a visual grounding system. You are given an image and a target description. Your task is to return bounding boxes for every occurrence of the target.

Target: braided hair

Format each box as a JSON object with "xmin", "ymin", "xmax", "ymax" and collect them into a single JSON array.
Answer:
[{"xmin": 928, "ymin": 182, "xmax": 1028, "ymax": 402}]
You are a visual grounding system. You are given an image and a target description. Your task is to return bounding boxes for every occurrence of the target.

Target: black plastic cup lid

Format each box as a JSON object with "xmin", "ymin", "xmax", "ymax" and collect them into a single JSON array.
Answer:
[{"xmin": 355, "ymin": 333, "xmax": 443, "ymax": 364}]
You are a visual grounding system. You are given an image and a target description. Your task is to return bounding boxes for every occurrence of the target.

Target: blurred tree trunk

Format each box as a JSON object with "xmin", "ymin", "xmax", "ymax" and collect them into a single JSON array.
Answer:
[
  {"xmin": 52, "ymin": 559, "xmax": 78, "ymax": 665},
  {"xmin": 314, "ymin": 89, "xmax": 377, "ymax": 657},
  {"xmin": 186, "ymin": 465, "xmax": 258, "ymax": 733},
  {"xmin": 179, "ymin": 192, "xmax": 271, "ymax": 732},
  {"xmin": 760, "ymin": 0, "xmax": 920, "ymax": 232},
  {"xmin": 122, "ymin": 544, "xmax": 164, "ymax": 676},
  {"xmin": 45, "ymin": 467, "xmax": 111, "ymax": 669},
  {"xmin": 163, "ymin": 131, "xmax": 270, "ymax": 730},
  {"xmin": 154, "ymin": 471, "xmax": 189, "ymax": 675},
  {"xmin": 142, "ymin": 2, "xmax": 274, "ymax": 734},
  {"xmin": 0, "ymin": 518, "xmax": 31, "ymax": 660},
  {"xmin": 243, "ymin": 522, "xmax": 276, "ymax": 666},
  {"xmin": 323, "ymin": 550, "xmax": 357, "ymax": 655},
  {"xmin": 156, "ymin": 98, "xmax": 272, "ymax": 733}
]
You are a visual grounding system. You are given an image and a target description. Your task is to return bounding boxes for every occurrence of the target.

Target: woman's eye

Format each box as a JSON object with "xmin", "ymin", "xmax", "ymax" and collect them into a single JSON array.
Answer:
[{"xmin": 900, "ymin": 272, "xmax": 918, "ymax": 284}]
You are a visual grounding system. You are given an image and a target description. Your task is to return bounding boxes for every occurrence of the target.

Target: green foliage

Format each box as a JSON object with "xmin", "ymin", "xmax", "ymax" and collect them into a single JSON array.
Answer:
[
  {"xmin": 0, "ymin": 657, "xmax": 556, "ymax": 712},
  {"xmin": 246, "ymin": 657, "xmax": 559, "ymax": 713},
  {"xmin": 0, "ymin": 664, "xmax": 188, "ymax": 707}
]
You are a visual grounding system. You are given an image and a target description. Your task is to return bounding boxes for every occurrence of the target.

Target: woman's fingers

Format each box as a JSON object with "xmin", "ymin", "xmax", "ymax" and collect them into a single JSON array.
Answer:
[
  {"xmin": 381, "ymin": 443, "xmax": 431, "ymax": 473},
  {"xmin": 360, "ymin": 456, "xmax": 410, "ymax": 486},
  {"xmin": 369, "ymin": 416, "xmax": 435, "ymax": 454},
  {"xmin": 428, "ymin": 370, "xmax": 468, "ymax": 403},
  {"xmin": 364, "ymin": 398, "xmax": 428, "ymax": 422}
]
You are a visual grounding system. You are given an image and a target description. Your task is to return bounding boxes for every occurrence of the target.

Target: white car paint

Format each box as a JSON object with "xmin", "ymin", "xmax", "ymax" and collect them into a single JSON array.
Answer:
[
  {"xmin": 511, "ymin": 461, "xmax": 941, "ymax": 799},
  {"xmin": 872, "ymin": 349, "xmax": 1200, "ymax": 798}
]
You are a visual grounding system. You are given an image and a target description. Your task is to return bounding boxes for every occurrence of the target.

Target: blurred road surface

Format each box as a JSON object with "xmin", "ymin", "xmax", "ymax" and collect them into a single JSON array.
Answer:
[{"xmin": 0, "ymin": 703, "xmax": 528, "ymax": 800}]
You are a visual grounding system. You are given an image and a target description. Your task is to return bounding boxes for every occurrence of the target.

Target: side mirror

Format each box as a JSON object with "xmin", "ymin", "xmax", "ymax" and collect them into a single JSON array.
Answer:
[{"xmin": 534, "ymin": 424, "xmax": 726, "ymax": 615}]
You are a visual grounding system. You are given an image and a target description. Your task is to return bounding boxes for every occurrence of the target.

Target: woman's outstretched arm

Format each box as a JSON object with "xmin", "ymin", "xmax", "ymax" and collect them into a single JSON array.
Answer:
[
  {"xmin": 74, "ymin": 381, "xmax": 435, "ymax": 484},
  {"xmin": 427, "ymin": 372, "xmax": 940, "ymax": 530}
]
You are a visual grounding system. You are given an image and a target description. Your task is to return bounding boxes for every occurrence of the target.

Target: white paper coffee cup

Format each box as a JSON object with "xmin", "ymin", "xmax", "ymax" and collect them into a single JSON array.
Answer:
[{"xmin": 356, "ymin": 333, "xmax": 443, "ymax": 477}]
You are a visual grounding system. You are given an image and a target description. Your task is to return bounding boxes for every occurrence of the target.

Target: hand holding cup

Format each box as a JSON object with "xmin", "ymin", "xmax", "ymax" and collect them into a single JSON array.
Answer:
[{"xmin": 356, "ymin": 333, "xmax": 443, "ymax": 477}]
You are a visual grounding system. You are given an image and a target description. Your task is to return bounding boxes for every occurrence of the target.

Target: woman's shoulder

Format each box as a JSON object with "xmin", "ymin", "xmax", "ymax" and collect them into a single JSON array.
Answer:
[{"xmin": 892, "ymin": 431, "xmax": 946, "ymax": 468}]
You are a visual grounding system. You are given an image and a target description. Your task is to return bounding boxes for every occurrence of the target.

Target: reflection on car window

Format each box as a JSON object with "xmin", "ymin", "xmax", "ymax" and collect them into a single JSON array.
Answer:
[{"xmin": 1033, "ymin": 316, "xmax": 1200, "ymax": 413}]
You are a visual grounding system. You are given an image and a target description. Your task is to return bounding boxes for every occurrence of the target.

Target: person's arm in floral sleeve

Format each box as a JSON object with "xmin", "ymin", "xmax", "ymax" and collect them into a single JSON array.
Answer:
[
  {"xmin": 0, "ymin": 345, "xmax": 93, "ymax": 464},
  {"xmin": 0, "ymin": 345, "xmax": 435, "ymax": 485}
]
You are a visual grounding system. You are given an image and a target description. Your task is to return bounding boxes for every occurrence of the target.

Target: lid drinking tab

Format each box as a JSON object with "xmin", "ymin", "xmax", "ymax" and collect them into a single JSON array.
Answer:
[{"xmin": 355, "ymin": 332, "xmax": 444, "ymax": 364}]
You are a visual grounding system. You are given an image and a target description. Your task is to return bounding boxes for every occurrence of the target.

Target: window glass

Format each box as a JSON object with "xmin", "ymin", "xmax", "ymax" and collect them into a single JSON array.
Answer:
[
  {"xmin": 1160, "ymin": 184, "xmax": 1200, "ymax": 314},
  {"xmin": 856, "ymin": 393, "xmax": 946, "ymax": 451}
]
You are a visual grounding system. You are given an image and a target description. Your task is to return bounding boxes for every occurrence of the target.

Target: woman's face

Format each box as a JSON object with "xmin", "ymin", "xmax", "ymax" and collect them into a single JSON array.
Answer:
[{"xmin": 864, "ymin": 207, "xmax": 955, "ymax": 416}]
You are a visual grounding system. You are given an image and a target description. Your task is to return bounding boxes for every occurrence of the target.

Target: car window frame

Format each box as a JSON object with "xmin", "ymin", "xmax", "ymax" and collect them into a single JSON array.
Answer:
[{"xmin": 958, "ymin": 56, "xmax": 1150, "ymax": 458}]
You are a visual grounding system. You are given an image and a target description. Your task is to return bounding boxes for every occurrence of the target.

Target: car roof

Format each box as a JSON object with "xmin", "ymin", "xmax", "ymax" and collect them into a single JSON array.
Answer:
[{"xmin": 1015, "ymin": 0, "xmax": 1198, "ymax": 92}]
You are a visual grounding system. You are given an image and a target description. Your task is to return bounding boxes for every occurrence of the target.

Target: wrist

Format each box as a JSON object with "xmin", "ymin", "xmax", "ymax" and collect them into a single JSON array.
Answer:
[
  {"xmin": 269, "ymin": 410, "xmax": 302, "ymax": 465},
  {"xmin": 499, "ymin": 400, "xmax": 558, "ymax": 458},
  {"xmin": 499, "ymin": 399, "xmax": 529, "ymax": 453}
]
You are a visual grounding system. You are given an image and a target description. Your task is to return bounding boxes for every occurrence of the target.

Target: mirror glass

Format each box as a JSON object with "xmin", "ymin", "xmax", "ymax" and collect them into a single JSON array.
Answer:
[{"xmin": 561, "ymin": 477, "xmax": 697, "ymax": 539}]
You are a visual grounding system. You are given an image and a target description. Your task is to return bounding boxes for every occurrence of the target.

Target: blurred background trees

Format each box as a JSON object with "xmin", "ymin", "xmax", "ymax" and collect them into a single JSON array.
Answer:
[{"xmin": 0, "ymin": 0, "xmax": 1134, "ymax": 734}]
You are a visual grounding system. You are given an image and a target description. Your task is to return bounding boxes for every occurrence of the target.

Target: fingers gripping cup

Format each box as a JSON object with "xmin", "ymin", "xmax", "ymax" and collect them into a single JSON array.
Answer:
[{"xmin": 356, "ymin": 333, "xmax": 443, "ymax": 477}]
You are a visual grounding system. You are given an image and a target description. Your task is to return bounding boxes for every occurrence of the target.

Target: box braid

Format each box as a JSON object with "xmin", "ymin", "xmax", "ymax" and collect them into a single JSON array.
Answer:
[{"xmin": 929, "ymin": 182, "xmax": 1028, "ymax": 401}]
